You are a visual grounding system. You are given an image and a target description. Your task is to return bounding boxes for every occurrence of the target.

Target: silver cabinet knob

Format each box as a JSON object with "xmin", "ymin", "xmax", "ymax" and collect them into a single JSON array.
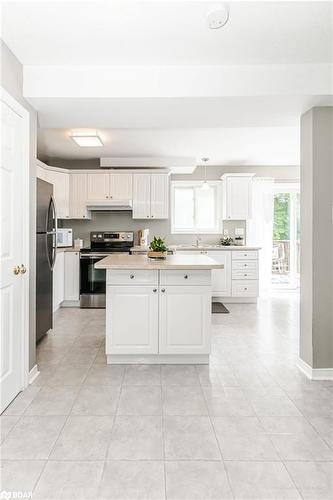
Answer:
[
  {"xmin": 161, "ymin": 288, "xmax": 166, "ymax": 293},
  {"xmin": 130, "ymin": 274, "xmax": 135, "ymax": 279},
  {"xmin": 184, "ymin": 274, "xmax": 188, "ymax": 279},
  {"xmin": 153, "ymin": 288, "xmax": 157, "ymax": 293}
]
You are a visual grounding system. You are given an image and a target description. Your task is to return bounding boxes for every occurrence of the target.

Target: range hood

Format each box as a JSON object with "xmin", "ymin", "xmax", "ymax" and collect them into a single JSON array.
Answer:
[{"xmin": 86, "ymin": 199, "xmax": 132, "ymax": 211}]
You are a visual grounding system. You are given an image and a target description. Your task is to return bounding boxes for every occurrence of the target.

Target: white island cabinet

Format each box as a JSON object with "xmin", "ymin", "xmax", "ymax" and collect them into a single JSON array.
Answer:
[{"xmin": 95, "ymin": 254, "xmax": 222, "ymax": 364}]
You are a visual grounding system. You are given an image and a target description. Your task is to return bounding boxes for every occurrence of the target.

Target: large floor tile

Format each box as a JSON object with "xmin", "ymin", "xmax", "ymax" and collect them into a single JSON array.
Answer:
[
  {"xmin": 0, "ymin": 416, "xmax": 66, "ymax": 459},
  {"xmin": 62, "ymin": 347, "xmax": 99, "ymax": 364},
  {"xmin": 33, "ymin": 460, "xmax": 104, "ymax": 499},
  {"xmin": 71, "ymin": 386, "xmax": 120, "ymax": 415},
  {"xmin": 0, "ymin": 460, "xmax": 45, "ymax": 494},
  {"xmin": 251, "ymin": 396, "xmax": 302, "ymax": 417},
  {"xmin": 285, "ymin": 461, "xmax": 333, "ymax": 500},
  {"xmin": 203, "ymin": 388, "xmax": 255, "ymax": 417},
  {"xmin": 123, "ymin": 365, "xmax": 161, "ymax": 385},
  {"xmin": 117, "ymin": 386, "xmax": 162, "ymax": 415},
  {"xmin": 292, "ymin": 397, "xmax": 333, "ymax": 417},
  {"xmin": 0, "ymin": 416, "xmax": 20, "ymax": 443},
  {"xmin": 84, "ymin": 364, "xmax": 125, "ymax": 386},
  {"xmin": 225, "ymin": 461, "xmax": 301, "ymax": 499},
  {"xmin": 212, "ymin": 416, "xmax": 279, "ymax": 460},
  {"xmin": 161, "ymin": 365, "xmax": 200, "ymax": 386},
  {"xmin": 164, "ymin": 416, "xmax": 220, "ymax": 459},
  {"xmin": 24, "ymin": 386, "xmax": 79, "ymax": 415},
  {"xmin": 46, "ymin": 363, "xmax": 91, "ymax": 386},
  {"xmin": 162, "ymin": 386, "xmax": 208, "ymax": 416},
  {"xmin": 165, "ymin": 461, "xmax": 232, "ymax": 499},
  {"xmin": 2, "ymin": 386, "xmax": 41, "ymax": 415},
  {"xmin": 259, "ymin": 416, "xmax": 316, "ymax": 435},
  {"xmin": 99, "ymin": 460, "xmax": 165, "ymax": 499},
  {"xmin": 50, "ymin": 415, "xmax": 114, "ymax": 460},
  {"xmin": 107, "ymin": 415, "xmax": 163, "ymax": 459},
  {"xmin": 269, "ymin": 430, "xmax": 333, "ymax": 460}
]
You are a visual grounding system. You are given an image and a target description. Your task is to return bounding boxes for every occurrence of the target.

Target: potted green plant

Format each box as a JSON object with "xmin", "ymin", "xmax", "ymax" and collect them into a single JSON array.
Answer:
[{"xmin": 148, "ymin": 236, "xmax": 168, "ymax": 259}]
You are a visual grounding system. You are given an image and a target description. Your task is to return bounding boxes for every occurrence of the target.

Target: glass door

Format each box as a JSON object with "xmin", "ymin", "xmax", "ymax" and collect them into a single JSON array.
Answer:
[{"xmin": 272, "ymin": 184, "xmax": 300, "ymax": 289}]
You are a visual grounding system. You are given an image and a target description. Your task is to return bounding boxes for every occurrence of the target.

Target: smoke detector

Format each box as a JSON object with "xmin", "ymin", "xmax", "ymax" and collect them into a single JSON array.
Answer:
[{"xmin": 206, "ymin": 3, "xmax": 229, "ymax": 29}]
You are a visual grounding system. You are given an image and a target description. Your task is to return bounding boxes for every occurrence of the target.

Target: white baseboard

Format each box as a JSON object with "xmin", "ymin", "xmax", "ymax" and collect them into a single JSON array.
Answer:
[
  {"xmin": 107, "ymin": 354, "xmax": 209, "ymax": 364},
  {"xmin": 28, "ymin": 364, "xmax": 40, "ymax": 384},
  {"xmin": 297, "ymin": 357, "xmax": 333, "ymax": 381}
]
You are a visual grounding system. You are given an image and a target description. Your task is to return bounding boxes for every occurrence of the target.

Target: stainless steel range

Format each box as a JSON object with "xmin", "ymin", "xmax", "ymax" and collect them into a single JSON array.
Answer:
[{"xmin": 80, "ymin": 231, "xmax": 134, "ymax": 308}]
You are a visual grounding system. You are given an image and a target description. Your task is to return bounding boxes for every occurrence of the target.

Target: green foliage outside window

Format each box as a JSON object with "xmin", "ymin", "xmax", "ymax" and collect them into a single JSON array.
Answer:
[{"xmin": 273, "ymin": 193, "xmax": 290, "ymax": 240}]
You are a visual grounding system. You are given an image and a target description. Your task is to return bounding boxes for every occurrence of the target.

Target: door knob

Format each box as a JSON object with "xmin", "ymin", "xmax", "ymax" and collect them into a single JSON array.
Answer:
[
  {"xmin": 13, "ymin": 266, "xmax": 21, "ymax": 275},
  {"xmin": 20, "ymin": 265, "xmax": 27, "ymax": 274}
]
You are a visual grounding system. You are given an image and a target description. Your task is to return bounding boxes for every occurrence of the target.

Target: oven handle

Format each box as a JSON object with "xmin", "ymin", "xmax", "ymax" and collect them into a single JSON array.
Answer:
[{"xmin": 80, "ymin": 254, "xmax": 110, "ymax": 259}]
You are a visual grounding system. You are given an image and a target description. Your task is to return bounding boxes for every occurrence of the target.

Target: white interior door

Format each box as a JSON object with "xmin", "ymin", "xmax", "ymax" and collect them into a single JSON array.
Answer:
[{"xmin": 0, "ymin": 94, "xmax": 29, "ymax": 412}]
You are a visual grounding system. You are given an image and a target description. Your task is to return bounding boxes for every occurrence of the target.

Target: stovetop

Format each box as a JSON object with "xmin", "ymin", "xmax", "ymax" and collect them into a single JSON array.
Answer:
[{"xmin": 80, "ymin": 231, "xmax": 134, "ymax": 255}]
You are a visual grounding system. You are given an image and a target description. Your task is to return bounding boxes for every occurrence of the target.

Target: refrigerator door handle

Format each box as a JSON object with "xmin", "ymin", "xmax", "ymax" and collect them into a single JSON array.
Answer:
[{"xmin": 46, "ymin": 196, "xmax": 57, "ymax": 269}]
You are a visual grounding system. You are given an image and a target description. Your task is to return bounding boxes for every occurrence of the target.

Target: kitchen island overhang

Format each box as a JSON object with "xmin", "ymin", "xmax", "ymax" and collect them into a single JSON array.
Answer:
[{"xmin": 95, "ymin": 254, "xmax": 223, "ymax": 364}]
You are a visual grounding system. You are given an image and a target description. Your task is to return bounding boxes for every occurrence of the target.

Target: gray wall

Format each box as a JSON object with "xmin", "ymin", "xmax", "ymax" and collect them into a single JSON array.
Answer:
[
  {"xmin": 60, "ymin": 165, "xmax": 299, "ymax": 246},
  {"xmin": 300, "ymin": 107, "xmax": 333, "ymax": 369},
  {"xmin": 1, "ymin": 41, "xmax": 38, "ymax": 370}
]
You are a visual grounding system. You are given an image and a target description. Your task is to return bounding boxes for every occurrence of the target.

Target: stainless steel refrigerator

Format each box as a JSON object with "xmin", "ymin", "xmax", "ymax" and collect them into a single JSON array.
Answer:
[{"xmin": 36, "ymin": 178, "xmax": 57, "ymax": 342}]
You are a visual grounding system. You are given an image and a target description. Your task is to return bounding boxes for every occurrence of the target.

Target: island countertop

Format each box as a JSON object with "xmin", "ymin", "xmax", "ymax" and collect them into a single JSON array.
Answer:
[{"xmin": 95, "ymin": 254, "xmax": 224, "ymax": 270}]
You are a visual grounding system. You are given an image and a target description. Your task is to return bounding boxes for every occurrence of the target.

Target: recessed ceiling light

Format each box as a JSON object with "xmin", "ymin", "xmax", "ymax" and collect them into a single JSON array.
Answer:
[
  {"xmin": 70, "ymin": 132, "xmax": 103, "ymax": 147},
  {"xmin": 207, "ymin": 3, "xmax": 229, "ymax": 29}
]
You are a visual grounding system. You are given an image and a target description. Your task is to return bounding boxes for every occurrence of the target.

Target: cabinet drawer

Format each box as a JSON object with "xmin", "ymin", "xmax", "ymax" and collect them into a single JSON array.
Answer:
[
  {"xmin": 107, "ymin": 269, "xmax": 158, "ymax": 285},
  {"xmin": 232, "ymin": 260, "xmax": 258, "ymax": 271},
  {"xmin": 232, "ymin": 251, "xmax": 258, "ymax": 260},
  {"xmin": 232, "ymin": 269, "xmax": 258, "ymax": 280},
  {"xmin": 232, "ymin": 280, "xmax": 258, "ymax": 297},
  {"xmin": 160, "ymin": 270, "xmax": 211, "ymax": 286}
]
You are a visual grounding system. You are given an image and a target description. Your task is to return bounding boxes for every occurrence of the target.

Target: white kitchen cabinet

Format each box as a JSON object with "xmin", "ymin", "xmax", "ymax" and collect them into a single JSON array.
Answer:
[
  {"xmin": 221, "ymin": 174, "xmax": 254, "ymax": 220},
  {"xmin": 132, "ymin": 173, "xmax": 169, "ymax": 219},
  {"xmin": 132, "ymin": 173, "xmax": 151, "ymax": 219},
  {"xmin": 64, "ymin": 251, "xmax": 80, "ymax": 301},
  {"xmin": 53, "ymin": 250, "xmax": 65, "ymax": 312},
  {"xmin": 36, "ymin": 164, "xmax": 48, "ymax": 181},
  {"xmin": 87, "ymin": 173, "xmax": 109, "ymax": 201},
  {"xmin": 106, "ymin": 285, "xmax": 158, "ymax": 355},
  {"xmin": 159, "ymin": 285, "xmax": 211, "ymax": 355},
  {"xmin": 150, "ymin": 173, "xmax": 169, "ymax": 219},
  {"xmin": 69, "ymin": 173, "xmax": 90, "ymax": 219},
  {"xmin": 47, "ymin": 169, "xmax": 70, "ymax": 219},
  {"xmin": 207, "ymin": 250, "xmax": 232, "ymax": 297},
  {"xmin": 110, "ymin": 173, "xmax": 132, "ymax": 200}
]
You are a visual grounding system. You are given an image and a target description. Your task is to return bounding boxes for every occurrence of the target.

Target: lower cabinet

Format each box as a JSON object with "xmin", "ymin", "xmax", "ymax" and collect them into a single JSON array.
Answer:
[
  {"xmin": 159, "ymin": 286, "xmax": 211, "ymax": 354},
  {"xmin": 53, "ymin": 251, "xmax": 65, "ymax": 312},
  {"xmin": 106, "ymin": 286, "xmax": 158, "ymax": 354},
  {"xmin": 64, "ymin": 251, "xmax": 80, "ymax": 301},
  {"xmin": 105, "ymin": 270, "xmax": 211, "ymax": 357}
]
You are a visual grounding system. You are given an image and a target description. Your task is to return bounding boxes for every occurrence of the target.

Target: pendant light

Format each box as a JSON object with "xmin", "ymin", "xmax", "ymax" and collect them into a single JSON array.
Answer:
[{"xmin": 201, "ymin": 157, "xmax": 210, "ymax": 190}]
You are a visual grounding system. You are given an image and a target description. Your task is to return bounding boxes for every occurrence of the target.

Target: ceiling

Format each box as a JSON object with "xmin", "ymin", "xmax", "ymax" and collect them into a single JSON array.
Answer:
[
  {"xmin": 38, "ymin": 127, "xmax": 300, "ymax": 166},
  {"xmin": 2, "ymin": 1, "xmax": 332, "ymax": 65}
]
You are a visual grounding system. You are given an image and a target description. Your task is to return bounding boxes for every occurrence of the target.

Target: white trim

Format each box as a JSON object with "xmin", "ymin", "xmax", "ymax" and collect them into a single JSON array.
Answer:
[
  {"xmin": 107, "ymin": 354, "xmax": 209, "ymax": 364},
  {"xmin": 28, "ymin": 365, "xmax": 40, "ymax": 384},
  {"xmin": 1, "ymin": 87, "xmax": 30, "ymax": 392},
  {"xmin": 297, "ymin": 357, "xmax": 333, "ymax": 381}
]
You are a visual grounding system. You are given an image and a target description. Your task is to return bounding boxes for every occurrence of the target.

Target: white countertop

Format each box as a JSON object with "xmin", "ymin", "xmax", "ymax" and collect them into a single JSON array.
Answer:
[
  {"xmin": 131, "ymin": 245, "xmax": 261, "ymax": 252},
  {"xmin": 95, "ymin": 254, "xmax": 224, "ymax": 270},
  {"xmin": 56, "ymin": 247, "xmax": 80, "ymax": 253}
]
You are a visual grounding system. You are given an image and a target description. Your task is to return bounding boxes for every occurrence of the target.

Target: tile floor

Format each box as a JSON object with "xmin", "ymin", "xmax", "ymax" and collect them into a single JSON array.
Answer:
[{"xmin": 1, "ymin": 292, "xmax": 333, "ymax": 499}]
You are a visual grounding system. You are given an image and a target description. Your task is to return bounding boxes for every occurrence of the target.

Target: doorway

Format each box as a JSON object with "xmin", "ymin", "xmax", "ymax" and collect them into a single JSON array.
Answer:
[{"xmin": 272, "ymin": 184, "xmax": 300, "ymax": 289}]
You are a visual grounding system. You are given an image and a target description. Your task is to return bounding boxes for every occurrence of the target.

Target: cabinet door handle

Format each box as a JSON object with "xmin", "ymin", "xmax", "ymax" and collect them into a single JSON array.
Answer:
[
  {"xmin": 184, "ymin": 274, "xmax": 188, "ymax": 279},
  {"xmin": 153, "ymin": 288, "xmax": 157, "ymax": 293},
  {"xmin": 130, "ymin": 274, "xmax": 135, "ymax": 279},
  {"xmin": 161, "ymin": 288, "xmax": 166, "ymax": 293}
]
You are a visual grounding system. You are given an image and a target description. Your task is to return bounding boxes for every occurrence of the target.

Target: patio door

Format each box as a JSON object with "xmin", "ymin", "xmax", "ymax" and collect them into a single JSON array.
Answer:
[{"xmin": 272, "ymin": 184, "xmax": 300, "ymax": 289}]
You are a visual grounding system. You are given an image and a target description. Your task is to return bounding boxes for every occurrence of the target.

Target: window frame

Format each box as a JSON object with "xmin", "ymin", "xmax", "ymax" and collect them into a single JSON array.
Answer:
[{"xmin": 171, "ymin": 180, "xmax": 222, "ymax": 234}]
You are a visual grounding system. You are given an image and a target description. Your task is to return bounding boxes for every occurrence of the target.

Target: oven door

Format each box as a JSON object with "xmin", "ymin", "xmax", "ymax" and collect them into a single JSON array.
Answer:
[{"xmin": 80, "ymin": 254, "xmax": 107, "ymax": 308}]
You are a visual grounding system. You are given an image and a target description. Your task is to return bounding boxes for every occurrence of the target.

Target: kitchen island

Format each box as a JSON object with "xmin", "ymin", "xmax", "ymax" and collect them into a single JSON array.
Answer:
[{"xmin": 95, "ymin": 254, "xmax": 223, "ymax": 364}]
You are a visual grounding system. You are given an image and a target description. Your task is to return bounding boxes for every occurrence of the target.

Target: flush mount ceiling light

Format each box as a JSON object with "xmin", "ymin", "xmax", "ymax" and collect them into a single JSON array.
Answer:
[
  {"xmin": 70, "ymin": 132, "xmax": 103, "ymax": 147},
  {"xmin": 206, "ymin": 2, "xmax": 229, "ymax": 29},
  {"xmin": 201, "ymin": 157, "xmax": 210, "ymax": 190}
]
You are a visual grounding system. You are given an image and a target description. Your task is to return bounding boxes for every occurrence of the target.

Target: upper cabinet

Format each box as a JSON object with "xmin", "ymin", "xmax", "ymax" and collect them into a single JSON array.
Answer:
[
  {"xmin": 87, "ymin": 173, "xmax": 133, "ymax": 202},
  {"xmin": 221, "ymin": 173, "xmax": 254, "ymax": 220},
  {"xmin": 69, "ymin": 173, "xmax": 90, "ymax": 219},
  {"xmin": 46, "ymin": 169, "xmax": 70, "ymax": 219},
  {"xmin": 133, "ymin": 173, "xmax": 169, "ymax": 219}
]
